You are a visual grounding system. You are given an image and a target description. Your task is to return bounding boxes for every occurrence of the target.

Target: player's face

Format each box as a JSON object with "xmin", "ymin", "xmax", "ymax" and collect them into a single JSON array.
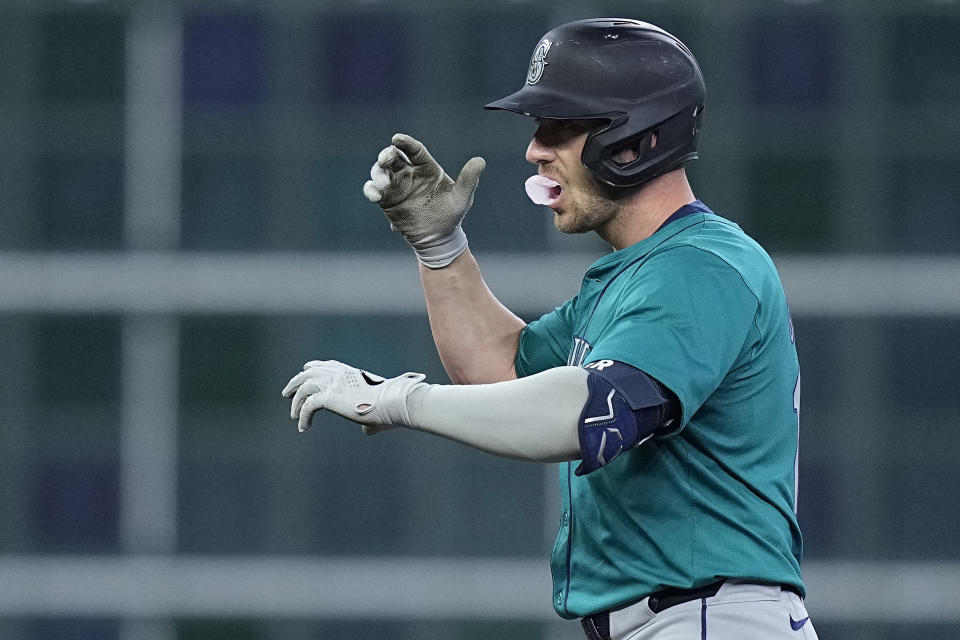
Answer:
[{"xmin": 526, "ymin": 119, "xmax": 622, "ymax": 235}]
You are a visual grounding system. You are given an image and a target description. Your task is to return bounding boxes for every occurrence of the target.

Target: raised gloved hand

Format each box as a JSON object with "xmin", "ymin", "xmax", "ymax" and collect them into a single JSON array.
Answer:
[
  {"xmin": 281, "ymin": 360, "xmax": 427, "ymax": 435},
  {"xmin": 362, "ymin": 133, "xmax": 486, "ymax": 269}
]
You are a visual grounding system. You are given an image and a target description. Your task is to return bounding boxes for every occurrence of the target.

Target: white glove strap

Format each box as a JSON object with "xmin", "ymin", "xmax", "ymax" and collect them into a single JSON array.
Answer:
[
  {"xmin": 364, "ymin": 372, "xmax": 426, "ymax": 426},
  {"xmin": 411, "ymin": 226, "xmax": 468, "ymax": 269}
]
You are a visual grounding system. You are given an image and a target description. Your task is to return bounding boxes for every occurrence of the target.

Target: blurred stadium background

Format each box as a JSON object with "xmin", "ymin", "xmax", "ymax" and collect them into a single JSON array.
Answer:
[{"xmin": 0, "ymin": 0, "xmax": 958, "ymax": 638}]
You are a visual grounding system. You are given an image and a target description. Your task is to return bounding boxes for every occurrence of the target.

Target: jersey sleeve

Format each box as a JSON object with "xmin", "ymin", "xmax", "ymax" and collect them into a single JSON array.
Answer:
[
  {"xmin": 515, "ymin": 297, "xmax": 576, "ymax": 377},
  {"xmin": 587, "ymin": 246, "xmax": 759, "ymax": 430}
]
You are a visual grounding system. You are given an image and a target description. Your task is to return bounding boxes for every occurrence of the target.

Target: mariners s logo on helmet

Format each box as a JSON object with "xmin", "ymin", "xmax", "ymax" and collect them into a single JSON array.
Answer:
[{"xmin": 526, "ymin": 39, "xmax": 551, "ymax": 85}]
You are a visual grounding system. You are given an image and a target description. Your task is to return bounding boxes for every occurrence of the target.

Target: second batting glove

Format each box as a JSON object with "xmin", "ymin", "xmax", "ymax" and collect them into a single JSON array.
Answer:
[{"xmin": 281, "ymin": 360, "xmax": 427, "ymax": 435}]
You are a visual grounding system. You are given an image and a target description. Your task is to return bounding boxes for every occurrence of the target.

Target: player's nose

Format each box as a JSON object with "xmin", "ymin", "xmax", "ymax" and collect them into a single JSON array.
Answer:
[{"xmin": 525, "ymin": 134, "xmax": 556, "ymax": 165}]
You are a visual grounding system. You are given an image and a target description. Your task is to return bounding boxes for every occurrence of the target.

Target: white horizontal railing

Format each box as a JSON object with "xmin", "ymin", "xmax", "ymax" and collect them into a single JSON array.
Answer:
[
  {"xmin": 0, "ymin": 251, "xmax": 958, "ymax": 315},
  {"xmin": 0, "ymin": 556, "xmax": 957, "ymax": 622},
  {"xmin": 0, "ymin": 556, "xmax": 555, "ymax": 620}
]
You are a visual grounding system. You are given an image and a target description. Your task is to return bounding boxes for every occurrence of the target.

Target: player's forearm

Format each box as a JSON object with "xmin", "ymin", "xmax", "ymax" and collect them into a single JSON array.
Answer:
[
  {"xmin": 406, "ymin": 365, "xmax": 587, "ymax": 462},
  {"xmin": 420, "ymin": 249, "xmax": 526, "ymax": 384}
]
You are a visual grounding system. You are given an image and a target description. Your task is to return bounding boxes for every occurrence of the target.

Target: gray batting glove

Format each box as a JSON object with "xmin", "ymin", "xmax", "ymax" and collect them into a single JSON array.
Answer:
[
  {"xmin": 281, "ymin": 359, "xmax": 427, "ymax": 435},
  {"xmin": 362, "ymin": 133, "xmax": 486, "ymax": 269}
]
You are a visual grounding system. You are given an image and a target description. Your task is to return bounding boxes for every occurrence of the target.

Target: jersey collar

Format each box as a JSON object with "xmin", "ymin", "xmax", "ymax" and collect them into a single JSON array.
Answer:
[
  {"xmin": 655, "ymin": 199, "xmax": 712, "ymax": 232},
  {"xmin": 585, "ymin": 200, "xmax": 714, "ymax": 278}
]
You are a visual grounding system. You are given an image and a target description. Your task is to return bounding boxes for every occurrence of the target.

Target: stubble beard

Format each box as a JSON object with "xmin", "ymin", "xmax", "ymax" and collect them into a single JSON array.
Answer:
[{"xmin": 553, "ymin": 173, "xmax": 623, "ymax": 235}]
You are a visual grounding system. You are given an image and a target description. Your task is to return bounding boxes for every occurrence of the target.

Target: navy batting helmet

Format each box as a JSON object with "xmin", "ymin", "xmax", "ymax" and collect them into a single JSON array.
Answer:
[{"xmin": 484, "ymin": 18, "xmax": 706, "ymax": 189}]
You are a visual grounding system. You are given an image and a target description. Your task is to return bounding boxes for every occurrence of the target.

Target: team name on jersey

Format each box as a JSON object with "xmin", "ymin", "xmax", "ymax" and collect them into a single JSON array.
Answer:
[{"xmin": 567, "ymin": 337, "xmax": 593, "ymax": 367}]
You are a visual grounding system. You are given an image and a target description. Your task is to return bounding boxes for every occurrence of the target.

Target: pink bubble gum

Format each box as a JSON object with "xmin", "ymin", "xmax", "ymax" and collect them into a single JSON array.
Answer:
[{"xmin": 525, "ymin": 175, "xmax": 562, "ymax": 206}]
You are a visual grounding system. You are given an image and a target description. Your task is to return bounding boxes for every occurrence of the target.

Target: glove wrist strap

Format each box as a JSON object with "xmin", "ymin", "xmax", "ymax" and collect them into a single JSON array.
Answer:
[
  {"xmin": 374, "ymin": 373, "xmax": 428, "ymax": 426},
  {"xmin": 411, "ymin": 226, "xmax": 468, "ymax": 269}
]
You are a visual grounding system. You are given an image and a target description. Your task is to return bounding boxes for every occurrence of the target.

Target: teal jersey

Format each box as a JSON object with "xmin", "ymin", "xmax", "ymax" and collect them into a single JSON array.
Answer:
[{"xmin": 515, "ymin": 205, "xmax": 804, "ymax": 619}]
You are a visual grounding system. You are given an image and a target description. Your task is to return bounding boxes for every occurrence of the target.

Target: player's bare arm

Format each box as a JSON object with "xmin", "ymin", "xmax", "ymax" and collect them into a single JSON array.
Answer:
[
  {"xmin": 363, "ymin": 133, "xmax": 524, "ymax": 384},
  {"xmin": 419, "ymin": 251, "xmax": 524, "ymax": 384}
]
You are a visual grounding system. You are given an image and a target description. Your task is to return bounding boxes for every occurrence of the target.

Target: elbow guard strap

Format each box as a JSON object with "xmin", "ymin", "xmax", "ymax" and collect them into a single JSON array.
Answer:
[{"xmin": 575, "ymin": 360, "xmax": 680, "ymax": 476}]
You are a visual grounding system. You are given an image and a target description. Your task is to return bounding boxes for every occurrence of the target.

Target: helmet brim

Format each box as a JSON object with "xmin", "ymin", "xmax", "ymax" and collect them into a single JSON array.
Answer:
[{"xmin": 484, "ymin": 85, "xmax": 619, "ymax": 122}]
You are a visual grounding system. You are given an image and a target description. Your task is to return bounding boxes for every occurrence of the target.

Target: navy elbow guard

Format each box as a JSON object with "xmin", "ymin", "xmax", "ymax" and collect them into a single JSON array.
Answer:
[{"xmin": 576, "ymin": 360, "xmax": 680, "ymax": 476}]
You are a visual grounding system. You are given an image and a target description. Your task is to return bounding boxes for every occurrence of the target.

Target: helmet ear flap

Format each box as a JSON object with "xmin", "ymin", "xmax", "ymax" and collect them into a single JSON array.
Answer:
[
  {"xmin": 607, "ymin": 130, "xmax": 657, "ymax": 167},
  {"xmin": 583, "ymin": 104, "xmax": 704, "ymax": 188}
]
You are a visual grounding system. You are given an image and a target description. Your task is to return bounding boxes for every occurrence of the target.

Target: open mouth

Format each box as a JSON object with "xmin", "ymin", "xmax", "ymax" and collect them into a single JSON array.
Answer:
[{"xmin": 525, "ymin": 175, "xmax": 563, "ymax": 207}]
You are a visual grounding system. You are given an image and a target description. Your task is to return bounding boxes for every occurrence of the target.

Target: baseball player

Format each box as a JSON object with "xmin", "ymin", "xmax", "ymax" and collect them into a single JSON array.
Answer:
[{"xmin": 283, "ymin": 18, "xmax": 817, "ymax": 640}]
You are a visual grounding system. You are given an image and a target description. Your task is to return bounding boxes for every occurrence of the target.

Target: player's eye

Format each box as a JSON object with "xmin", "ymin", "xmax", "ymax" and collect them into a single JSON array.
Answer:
[{"xmin": 532, "ymin": 118, "xmax": 597, "ymax": 147}]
